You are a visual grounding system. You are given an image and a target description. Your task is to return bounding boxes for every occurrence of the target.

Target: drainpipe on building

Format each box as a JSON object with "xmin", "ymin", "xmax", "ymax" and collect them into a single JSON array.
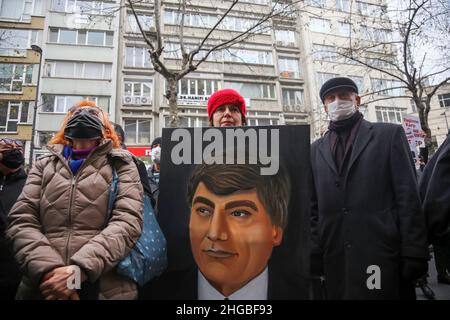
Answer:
[{"xmin": 29, "ymin": 44, "xmax": 43, "ymax": 168}]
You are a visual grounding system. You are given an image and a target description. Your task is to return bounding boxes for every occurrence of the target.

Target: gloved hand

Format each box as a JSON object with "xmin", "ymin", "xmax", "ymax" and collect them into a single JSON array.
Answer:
[{"xmin": 401, "ymin": 257, "xmax": 428, "ymax": 281}]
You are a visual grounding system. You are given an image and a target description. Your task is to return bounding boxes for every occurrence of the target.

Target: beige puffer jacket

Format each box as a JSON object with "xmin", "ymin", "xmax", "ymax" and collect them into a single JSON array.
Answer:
[{"xmin": 6, "ymin": 140, "xmax": 144, "ymax": 300}]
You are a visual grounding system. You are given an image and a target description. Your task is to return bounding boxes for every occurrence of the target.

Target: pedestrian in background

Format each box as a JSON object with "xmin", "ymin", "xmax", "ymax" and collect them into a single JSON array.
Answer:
[
  {"xmin": 420, "ymin": 131, "xmax": 450, "ymax": 286},
  {"xmin": 0, "ymin": 138, "xmax": 26, "ymax": 299}
]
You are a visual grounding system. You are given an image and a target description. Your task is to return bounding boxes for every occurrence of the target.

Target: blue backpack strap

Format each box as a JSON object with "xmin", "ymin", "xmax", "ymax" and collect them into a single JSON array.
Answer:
[{"xmin": 103, "ymin": 155, "xmax": 119, "ymax": 228}]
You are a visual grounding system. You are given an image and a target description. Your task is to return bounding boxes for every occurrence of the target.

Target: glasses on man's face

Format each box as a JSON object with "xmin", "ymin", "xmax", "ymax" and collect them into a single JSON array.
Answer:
[
  {"xmin": 69, "ymin": 106, "xmax": 103, "ymax": 117},
  {"xmin": 0, "ymin": 138, "xmax": 24, "ymax": 148}
]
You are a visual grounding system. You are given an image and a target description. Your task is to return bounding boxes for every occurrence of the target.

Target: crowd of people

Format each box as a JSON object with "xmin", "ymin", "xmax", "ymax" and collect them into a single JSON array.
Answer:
[{"xmin": 0, "ymin": 77, "xmax": 448, "ymax": 300}]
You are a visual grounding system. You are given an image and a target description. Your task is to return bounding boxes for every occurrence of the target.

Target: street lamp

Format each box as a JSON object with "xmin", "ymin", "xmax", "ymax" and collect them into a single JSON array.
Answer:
[{"xmin": 29, "ymin": 45, "xmax": 42, "ymax": 168}]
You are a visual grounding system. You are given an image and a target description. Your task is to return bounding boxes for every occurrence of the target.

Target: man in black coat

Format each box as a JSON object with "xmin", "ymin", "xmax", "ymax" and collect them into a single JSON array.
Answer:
[
  {"xmin": 310, "ymin": 77, "xmax": 428, "ymax": 299},
  {"xmin": 0, "ymin": 138, "xmax": 27, "ymax": 299},
  {"xmin": 419, "ymin": 131, "xmax": 450, "ymax": 284}
]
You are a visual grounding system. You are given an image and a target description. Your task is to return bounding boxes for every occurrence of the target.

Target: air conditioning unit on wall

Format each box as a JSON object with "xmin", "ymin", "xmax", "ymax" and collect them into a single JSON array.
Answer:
[
  {"xmin": 123, "ymin": 96, "xmax": 132, "ymax": 104},
  {"xmin": 140, "ymin": 96, "xmax": 150, "ymax": 104}
]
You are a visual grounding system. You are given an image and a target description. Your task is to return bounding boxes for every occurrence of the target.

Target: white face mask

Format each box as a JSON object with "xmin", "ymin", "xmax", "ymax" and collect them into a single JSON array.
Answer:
[
  {"xmin": 150, "ymin": 146, "xmax": 161, "ymax": 164},
  {"xmin": 326, "ymin": 97, "xmax": 357, "ymax": 122}
]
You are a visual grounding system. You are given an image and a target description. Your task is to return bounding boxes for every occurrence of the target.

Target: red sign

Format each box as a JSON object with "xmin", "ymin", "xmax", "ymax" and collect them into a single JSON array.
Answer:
[{"xmin": 127, "ymin": 147, "xmax": 152, "ymax": 157}]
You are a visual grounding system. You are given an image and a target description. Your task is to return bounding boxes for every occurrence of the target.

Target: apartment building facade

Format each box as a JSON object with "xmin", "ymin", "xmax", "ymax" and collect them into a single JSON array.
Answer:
[
  {"xmin": 409, "ymin": 83, "xmax": 450, "ymax": 149},
  {"xmin": 116, "ymin": 0, "xmax": 308, "ymax": 151},
  {"xmin": 33, "ymin": 0, "xmax": 120, "ymax": 159},
  {"xmin": 2, "ymin": 0, "xmax": 425, "ymax": 161},
  {"xmin": 0, "ymin": 0, "xmax": 45, "ymax": 161},
  {"xmin": 299, "ymin": 0, "xmax": 413, "ymax": 139}
]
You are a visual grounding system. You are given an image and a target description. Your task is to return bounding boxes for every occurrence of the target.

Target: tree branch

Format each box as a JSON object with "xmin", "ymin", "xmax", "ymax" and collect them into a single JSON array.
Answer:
[
  {"xmin": 427, "ymin": 76, "xmax": 450, "ymax": 98},
  {"xmin": 154, "ymin": 0, "xmax": 163, "ymax": 54},
  {"xmin": 127, "ymin": 0, "xmax": 155, "ymax": 51}
]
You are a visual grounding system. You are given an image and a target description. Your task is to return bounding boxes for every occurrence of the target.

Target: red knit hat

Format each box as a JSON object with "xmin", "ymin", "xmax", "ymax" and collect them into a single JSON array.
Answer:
[{"xmin": 207, "ymin": 89, "xmax": 246, "ymax": 120}]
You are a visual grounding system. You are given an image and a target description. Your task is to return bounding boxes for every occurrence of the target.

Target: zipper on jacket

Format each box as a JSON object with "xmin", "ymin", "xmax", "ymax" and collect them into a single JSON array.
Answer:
[
  {"xmin": 64, "ymin": 176, "xmax": 78, "ymax": 264},
  {"xmin": 58, "ymin": 147, "xmax": 108, "ymax": 264}
]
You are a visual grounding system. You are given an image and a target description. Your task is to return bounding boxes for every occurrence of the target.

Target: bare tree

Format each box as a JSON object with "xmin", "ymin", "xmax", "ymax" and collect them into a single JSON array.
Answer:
[
  {"xmin": 126, "ymin": 0, "xmax": 301, "ymax": 127},
  {"xmin": 336, "ymin": 0, "xmax": 449, "ymax": 149}
]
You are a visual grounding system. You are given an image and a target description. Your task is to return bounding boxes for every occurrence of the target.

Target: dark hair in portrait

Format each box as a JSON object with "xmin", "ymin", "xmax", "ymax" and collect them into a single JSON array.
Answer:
[{"xmin": 187, "ymin": 163, "xmax": 291, "ymax": 230}]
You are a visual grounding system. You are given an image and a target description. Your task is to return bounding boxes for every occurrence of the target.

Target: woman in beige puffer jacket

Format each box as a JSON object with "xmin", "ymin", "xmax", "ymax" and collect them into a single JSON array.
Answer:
[{"xmin": 6, "ymin": 101, "xmax": 143, "ymax": 300}]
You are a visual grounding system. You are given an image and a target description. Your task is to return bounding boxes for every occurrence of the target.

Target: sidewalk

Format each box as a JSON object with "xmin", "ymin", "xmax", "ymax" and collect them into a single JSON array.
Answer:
[{"xmin": 416, "ymin": 255, "xmax": 450, "ymax": 300}]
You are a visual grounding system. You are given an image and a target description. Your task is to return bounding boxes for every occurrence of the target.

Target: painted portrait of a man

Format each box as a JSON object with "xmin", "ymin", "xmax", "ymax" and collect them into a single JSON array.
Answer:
[
  {"xmin": 187, "ymin": 163, "xmax": 290, "ymax": 299},
  {"xmin": 139, "ymin": 126, "xmax": 310, "ymax": 300}
]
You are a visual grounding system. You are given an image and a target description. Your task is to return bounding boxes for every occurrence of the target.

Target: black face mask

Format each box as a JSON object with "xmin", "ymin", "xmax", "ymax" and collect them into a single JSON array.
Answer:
[
  {"xmin": 64, "ymin": 110, "xmax": 104, "ymax": 140},
  {"xmin": 1, "ymin": 149, "xmax": 24, "ymax": 169}
]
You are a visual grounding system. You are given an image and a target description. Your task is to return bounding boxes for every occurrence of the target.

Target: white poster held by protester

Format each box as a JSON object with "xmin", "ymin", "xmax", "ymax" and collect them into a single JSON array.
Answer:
[{"xmin": 403, "ymin": 115, "xmax": 425, "ymax": 150}]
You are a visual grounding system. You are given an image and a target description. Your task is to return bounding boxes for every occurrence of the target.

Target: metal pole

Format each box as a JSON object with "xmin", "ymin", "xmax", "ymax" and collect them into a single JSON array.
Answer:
[
  {"xmin": 29, "ymin": 45, "xmax": 42, "ymax": 168},
  {"xmin": 444, "ymin": 110, "xmax": 449, "ymax": 132}
]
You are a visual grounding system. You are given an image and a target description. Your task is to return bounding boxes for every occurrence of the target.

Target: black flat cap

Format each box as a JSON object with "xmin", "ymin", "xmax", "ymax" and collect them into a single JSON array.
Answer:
[{"xmin": 319, "ymin": 77, "xmax": 358, "ymax": 102}]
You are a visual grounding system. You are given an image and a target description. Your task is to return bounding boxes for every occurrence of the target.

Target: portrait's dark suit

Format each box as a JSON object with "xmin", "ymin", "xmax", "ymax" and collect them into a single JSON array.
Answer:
[{"xmin": 139, "ymin": 260, "xmax": 304, "ymax": 300}]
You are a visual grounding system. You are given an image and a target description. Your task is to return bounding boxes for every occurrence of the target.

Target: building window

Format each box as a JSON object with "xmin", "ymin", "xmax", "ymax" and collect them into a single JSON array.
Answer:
[
  {"xmin": 0, "ymin": 0, "xmax": 33, "ymax": 21},
  {"xmin": 338, "ymin": 22, "xmax": 351, "ymax": 37},
  {"xmin": 123, "ymin": 81, "xmax": 152, "ymax": 105},
  {"xmin": 275, "ymin": 29, "xmax": 296, "ymax": 47},
  {"xmin": 306, "ymin": 0, "xmax": 326, "ymax": 7},
  {"xmin": 240, "ymin": 0, "xmax": 268, "ymax": 4},
  {"xmin": 38, "ymin": 131, "xmax": 56, "ymax": 148},
  {"xmin": 336, "ymin": 0, "xmax": 350, "ymax": 12},
  {"xmin": 362, "ymin": 27, "xmax": 392, "ymax": 42},
  {"xmin": 164, "ymin": 10, "xmax": 271, "ymax": 34},
  {"xmin": 367, "ymin": 57, "xmax": 394, "ymax": 69},
  {"xmin": 246, "ymin": 117, "xmax": 278, "ymax": 126},
  {"xmin": 0, "ymin": 100, "xmax": 31, "ymax": 132},
  {"xmin": 176, "ymin": 79, "xmax": 220, "ymax": 105},
  {"xmin": 282, "ymin": 89, "xmax": 304, "ymax": 112},
  {"xmin": 41, "ymin": 95, "xmax": 110, "ymax": 113},
  {"xmin": 51, "ymin": 0, "xmax": 116, "ymax": 15},
  {"xmin": 371, "ymin": 78, "xmax": 404, "ymax": 96},
  {"xmin": 163, "ymin": 42, "xmax": 222, "ymax": 62},
  {"xmin": 125, "ymin": 46, "xmax": 151, "ymax": 68},
  {"xmin": 356, "ymin": 1, "xmax": 387, "ymax": 17},
  {"xmin": 224, "ymin": 81, "xmax": 276, "ymax": 99},
  {"xmin": 316, "ymin": 72, "xmax": 339, "ymax": 87},
  {"xmin": 0, "ymin": 63, "xmax": 33, "ymax": 93},
  {"xmin": 44, "ymin": 61, "xmax": 112, "ymax": 79},
  {"xmin": 349, "ymin": 76, "xmax": 364, "ymax": 92},
  {"xmin": 164, "ymin": 115, "xmax": 209, "ymax": 128},
  {"xmin": 438, "ymin": 93, "xmax": 450, "ymax": 108},
  {"xmin": 410, "ymin": 99, "xmax": 417, "ymax": 113},
  {"xmin": 124, "ymin": 118, "xmax": 151, "ymax": 145},
  {"xmin": 309, "ymin": 18, "xmax": 332, "ymax": 34},
  {"xmin": 224, "ymin": 49, "xmax": 273, "ymax": 65},
  {"xmin": 49, "ymin": 28, "xmax": 114, "ymax": 46},
  {"xmin": 313, "ymin": 44, "xmax": 338, "ymax": 62},
  {"xmin": 127, "ymin": 14, "xmax": 154, "ymax": 33},
  {"xmin": 375, "ymin": 106, "xmax": 405, "ymax": 124},
  {"xmin": 0, "ymin": 28, "xmax": 40, "ymax": 56},
  {"xmin": 278, "ymin": 57, "xmax": 300, "ymax": 78}
]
